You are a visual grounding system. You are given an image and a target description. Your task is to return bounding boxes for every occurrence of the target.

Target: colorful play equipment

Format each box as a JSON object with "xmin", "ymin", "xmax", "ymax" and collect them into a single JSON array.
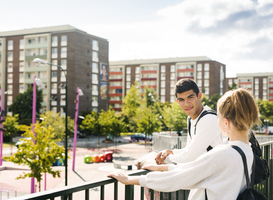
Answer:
[{"xmin": 84, "ymin": 152, "xmax": 113, "ymax": 164}]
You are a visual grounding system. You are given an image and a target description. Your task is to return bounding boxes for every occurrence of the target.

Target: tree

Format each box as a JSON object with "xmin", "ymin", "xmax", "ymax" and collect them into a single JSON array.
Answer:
[
  {"xmin": 201, "ymin": 93, "xmax": 221, "ymax": 110},
  {"xmin": 257, "ymin": 99, "xmax": 273, "ymax": 126},
  {"xmin": 80, "ymin": 111, "xmax": 100, "ymax": 137},
  {"xmin": 162, "ymin": 102, "xmax": 187, "ymax": 132},
  {"xmin": 143, "ymin": 87, "xmax": 157, "ymax": 107},
  {"xmin": 122, "ymin": 82, "xmax": 141, "ymax": 132},
  {"xmin": 39, "ymin": 111, "xmax": 75, "ymax": 140},
  {"xmin": 9, "ymin": 86, "xmax": 43, "ymax": 125},
  {"xmin": 135, "ymin": 106, "xmax": 162, "ymax": 137},
  {"xmin": 3, "ymin": 114, "xmax": 20, "ymax": 155},
  {"xmin": 228, "ymin": 83, "xmax": 237, "ymax": 91},
  {"xmin": 4, "ymin": 122, "xmax": 65, "ymax": 192}
]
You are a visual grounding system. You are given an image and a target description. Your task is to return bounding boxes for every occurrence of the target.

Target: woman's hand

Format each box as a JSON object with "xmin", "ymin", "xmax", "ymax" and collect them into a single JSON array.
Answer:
[
  {"xmin": 142, "ymin": 165, "xmax": 168, "ymax": 171},
  {"xmin": 107, "ymin": 172, "xmax": 140, "ymax": 185}
]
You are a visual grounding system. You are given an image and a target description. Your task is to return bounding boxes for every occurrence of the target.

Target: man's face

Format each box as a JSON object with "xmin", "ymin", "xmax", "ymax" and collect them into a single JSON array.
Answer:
[{"xmin": 176, "ymin": 90, "xmax": 203, "ymax": 119}]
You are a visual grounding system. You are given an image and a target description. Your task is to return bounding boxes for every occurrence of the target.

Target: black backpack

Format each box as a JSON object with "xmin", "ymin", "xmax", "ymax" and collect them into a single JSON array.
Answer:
[
  {"xmin": 189, "ymin": 109, "xmax": 270, "ymax": 185},
  {"xmin": 231, "ymin": 145, "xmax": 268, "ymax": 200}
]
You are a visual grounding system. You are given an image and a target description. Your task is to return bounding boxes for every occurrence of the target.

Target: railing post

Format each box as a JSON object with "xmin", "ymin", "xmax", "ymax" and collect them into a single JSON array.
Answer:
[
  {"xmin": 264, "ymin": 145, "xmax": 270, "ymax": 197},
  {"xmin": 125, "ymin": 185, "xmax": 134, "ymax": 200}
]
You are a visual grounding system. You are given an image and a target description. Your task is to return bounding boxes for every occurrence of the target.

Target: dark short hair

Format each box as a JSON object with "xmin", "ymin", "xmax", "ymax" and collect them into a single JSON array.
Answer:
[{"xmin": 174, "ymin": 79, "xmax": 199, "ymax": 97}]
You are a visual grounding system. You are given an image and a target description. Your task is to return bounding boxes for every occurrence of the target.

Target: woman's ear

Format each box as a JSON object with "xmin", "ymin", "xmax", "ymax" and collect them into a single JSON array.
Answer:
[{"xmin": 224, "ymin": 118, "xmax": 230, "ymax": 130}]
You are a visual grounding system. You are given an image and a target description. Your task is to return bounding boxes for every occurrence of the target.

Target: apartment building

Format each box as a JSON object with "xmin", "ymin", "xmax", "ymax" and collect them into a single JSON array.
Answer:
[
  {"xmin": 227, "ymin": 72, "xmax": 273, "ymax": 101},
  {"xmin": 109, "ymin": 56, "xmax": 226, "ymax": 111},
  {"xmin": 0, "ymin": 25, "xmax": 109, "ymax": 117}
]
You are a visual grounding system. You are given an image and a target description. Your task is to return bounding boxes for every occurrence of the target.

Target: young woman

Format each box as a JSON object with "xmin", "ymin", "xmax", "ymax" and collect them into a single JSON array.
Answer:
[{"xmin": 108, "ymin": 88, "xmax": 260, "ymax": 200}]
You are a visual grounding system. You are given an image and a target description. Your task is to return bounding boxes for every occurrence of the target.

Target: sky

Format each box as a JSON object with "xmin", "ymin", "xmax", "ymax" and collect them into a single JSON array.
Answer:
[{"xmin": 1, "ymin": 0, "xmax": 273, "ymax": 77}]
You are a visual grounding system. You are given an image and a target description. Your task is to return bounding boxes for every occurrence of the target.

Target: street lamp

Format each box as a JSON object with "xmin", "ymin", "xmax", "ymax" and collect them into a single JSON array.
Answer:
[{"xmin": 33, "ymin": 58, "xmax": 68, "ymax": 186}]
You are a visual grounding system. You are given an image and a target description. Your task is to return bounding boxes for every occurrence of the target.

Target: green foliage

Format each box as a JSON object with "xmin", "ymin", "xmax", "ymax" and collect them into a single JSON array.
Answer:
[
  {"xmin": 201, "ymin": 94, "xmax": 221, "ymax": 110},
  {"xmin": 135, "ymin": 106, "xmax": 162, "ymax": 136},
  {"xmin": 162, "ymin": 102, "xmax": 187, "ymax": 131},
  {"xmin": 4, "ymin": 123, "xmax": 65, "ymax": 191},
  {"xmin": 9, "ymin": 86, "xmax": 43, "ymax": 125},
  {"xmin": 99, "ymin": 108, "xmax": 127, "ymax": 138},
  {"xmin": 143, "ymin": 87, "xmax": 157, "ymax": 107},
  {"xmin": 39, "ymin": 111, "xmax": 75, "ymax": 140},
  {"xmin": 122, "ymin": 82, "xmax": 141, "ymax": 117},
  {"xmin": 228, "ymin": 83, "xmax": 237, "ymax": 91},
  {"xmin": 257, "ymin": 99, "xmax": 273, "ymax": 125},
  {"xmin": 3, "ymin": 114, "xmax": 20, "ymax": 138},
  {"xmin": 80, "ymin": 111, "xmax": 100, "ymax": 136}
]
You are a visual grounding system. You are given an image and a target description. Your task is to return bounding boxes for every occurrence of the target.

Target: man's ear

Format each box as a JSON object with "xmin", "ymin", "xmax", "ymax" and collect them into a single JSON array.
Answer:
[{"xmin": 198, "ymin": 92, "xmax": 202, "ymax": 100}]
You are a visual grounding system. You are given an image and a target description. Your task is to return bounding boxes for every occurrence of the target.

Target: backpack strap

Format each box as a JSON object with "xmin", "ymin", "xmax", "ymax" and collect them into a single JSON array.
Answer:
[
  {"xmin": 193, "ymin": 110, "xmax": 217, "ymax": 136},
  {"xmin": 231, "ymin": 145, "xmax": 252, "ymax": 189},
  {"xmin": 187, "ymin": 116, "xmax": 192, "ymax": 137}
]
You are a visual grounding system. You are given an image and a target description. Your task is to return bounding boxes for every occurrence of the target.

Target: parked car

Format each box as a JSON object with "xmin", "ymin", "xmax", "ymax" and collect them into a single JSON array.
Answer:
[
  {"xmin": 77, "ymin": 131, "xmax": 86, "ymax": 138},
  {"xmin": 15, "ymin": 137, "xmax": 32, "ymax": 148},
  {"xmin": 130, "ymin": 133, "xmax": 152, "ymax": 142}
]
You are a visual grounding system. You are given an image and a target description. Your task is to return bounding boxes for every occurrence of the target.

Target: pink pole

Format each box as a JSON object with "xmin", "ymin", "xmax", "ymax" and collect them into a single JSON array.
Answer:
[
  {"xmin": 0, "ymin": 88, "xmax": 4, "ymax": 166},
  {"xmin": 31, "ymin": 76, "xmax": 37, "ymax": 193},
  {"xmin": 72, "ymin": 87, "xmax": 80, "ymax": 171},
  {"xmin": 44, "ymin": 173, "xmax": 46, "ymax": 191}
]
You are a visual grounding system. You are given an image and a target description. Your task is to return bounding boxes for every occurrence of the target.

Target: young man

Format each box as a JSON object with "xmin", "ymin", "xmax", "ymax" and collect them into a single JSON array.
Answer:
[{"xmin": 155, "ymin": 79, "xmax": 225, "ymax": 164}]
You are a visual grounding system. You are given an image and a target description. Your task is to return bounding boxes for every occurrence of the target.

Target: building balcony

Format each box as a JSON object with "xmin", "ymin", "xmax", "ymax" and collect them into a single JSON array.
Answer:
[
  {"xmin": 140, "ymin": 85, "xmax": 157, "ymax": 89},
  {"xmin": 109, "ymin": 100, "xmax": 122, "ymax": 104},
  {"xmin": 177, "ymin": 76, "xmax": 194, "ymax": 80},
  {"xmin": 25, "ymin": 43, "xmax": 48, "ymax": 49},
  {"xmin": 177, "ymin": 68, "xmax": 194, "ymax": 72},
  {"xmin": 141, "ymin": 78, "xmax": 157, "ymax": 81},
  {"xmin": 24, "ymin": 66, "xmax": 47, "ymax": 72},
  {"xmin": 109, "ymin": 79, "xmax": 122, "ymax": 82},
  {"xmin": 109, "ymin": 86, "xmax": 123, "ymax": 89},
  {"xmin": 109, "ymin": 71, "xmax": 123, "ymax": 75},
  {"xmin": 141, "ymin": 70, "xmax": 157, "ymax": 74},
  {"xmin": 109, "ymin": 93, "xmax": 122, "ymax": 97},
  {"xmin": 238, "ymin": 82, "xmax": 252, "ymax": 85},
  {"xmin": 25, "ymin": 54, "xmax": 47, "ymax": 61},
  {"xmin": 112, "ymin": 107, "xmax": 122, "ymax": 111}
]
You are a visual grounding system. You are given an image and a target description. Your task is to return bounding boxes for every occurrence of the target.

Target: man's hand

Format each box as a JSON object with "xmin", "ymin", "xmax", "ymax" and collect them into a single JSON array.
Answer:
[
  {"xmin": 155, "ymin": 150, "xmax": 173, "ymax": 165},
  {"xmin": 107, "ymin": 172, "xmax": 139, "ymax": 185}
]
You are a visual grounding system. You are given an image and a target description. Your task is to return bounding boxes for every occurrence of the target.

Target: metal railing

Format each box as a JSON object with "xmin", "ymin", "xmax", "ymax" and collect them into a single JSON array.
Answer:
[{"xmin": 9, "ymin": 140, "xmax": 273, "ymax": 200}]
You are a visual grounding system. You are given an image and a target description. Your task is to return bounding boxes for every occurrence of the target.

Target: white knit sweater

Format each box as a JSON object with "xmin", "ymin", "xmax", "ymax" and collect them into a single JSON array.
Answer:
[{"xmin": 139, "ymin": 141, "xmax": 253, "ymax": 200}]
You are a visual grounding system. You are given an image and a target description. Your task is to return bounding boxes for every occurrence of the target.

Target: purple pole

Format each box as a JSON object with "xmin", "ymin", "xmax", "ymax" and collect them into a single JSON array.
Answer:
[
  {"xmin": 0, "ymin": 88, "xmax": 4, "ymax": 166},
  {"xmin": 31, "ymin": 76, "xmax": 37, "ymax": 193},
  {"xmin": 72, "ymin": 87, "xmax": 80, "ymax": 171},
  {"xmin": 44, "ymin": 173, "xmax": 46, "ymax": 191}
]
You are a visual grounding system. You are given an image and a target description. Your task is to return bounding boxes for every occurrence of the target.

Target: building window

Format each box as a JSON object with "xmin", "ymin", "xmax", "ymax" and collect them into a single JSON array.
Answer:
[
  {"xmin": 61, "ymin": 60, "xmax": 67, "ymax": 70},
  {"xmin": 92, "ymin": 63, "xmax": 98, "ymax": 73},
  {"xmin": 228, "ymin": 79, "xmax": 233, "ymax": 86},
  {"xmin": 52, "ymin": 36, "xmax": 58, "ymax": 47},
  {"xmin": 20, "ymin": 39, "xmax": 24, "ymax": 49},
  {"xmin": 92, "ymin": 40, "xmax": 99, "ymax": 51},
  {"xmin": 20, "ymin": 51, "xmax": 24, "ymax": 61},
  {"xmin": 161, "ymin": 88, "xmax": 165, "ymax": 95},
  {"xmin": 161, "ymin": 96, "xmax": 165, "ymax": 103},
  {"xmin": 61, "ymin": 35, "xmax": 67, "ymax": 46},
  {"xmin": 126, "ymin": 74, "xmax": 131, "ymax": 81},
  {"xmin": 126, "ymin": 82, "xmax": 131, "ymax": 89},
  {"xmin": 197, "ymin": 72, "xmax": 202, "ymax": 79},
  {"xmin": 197, "ymin": 79, "xmax": 202, "ymax": 87},
  {"xmin": 170, "ymin": 80, "xmax": 175, "ymax": 88},
  {"xmin": 61, "ymin": 47, "xmax": 67, "ymax": 58},
  {"xmin": 126, "ymin": 67, "xmax": 131, "ymax": 74},
  {"xmin": 8, "ymin": 63, "xmax": 13, "ymax": 72},
  {"xmin": 197, "ymin": 64, "xmax": 202, "ymax": 71},
  {"xmin": 8, "ymin": 40, "xmax": 13, "ymax": 50},
  {"xmin": 92, "ymin": 51, "xmax": 99, "ymax": 62},
  {"xmin": 161, "ymin": 73, "xmax": 165, "ymax": 80},
  {"xmin": 263, "ymin": 78, "xmax": 267, "ymax": 84},
  {"xmin": 204, "ymin": 79, "xmax": 209, "ymax": 87},
  {"xmin": 92, "ymin": 96, "xmax": 98, "ymax": 107},
  {"xmin": 204, "ymin": 63, "xmax": 209, "ymax": 71},
  {"xmin": 161, "ymin": 80, "xmax": 165, "ymax": 88},
  {"xmin": 161, "ymin": 65, "xmax": 165, "ymax": 73},
  {"xmin": 204, "ymin": 72, "xmax": 209, "ymax": 79},
  {"xmin": 8, "ymin": 52, "xmax": 13, "ymax": 61},
  {"xmin": 52, "ymin": 72, "xmax": 57, "ymax": 78},
  {"xmin": 92, "ymin": 85, "xmax": 98, "ymax": 95},
  {"xmin": 255, "ymin": 78, "xmax": 259, "ymax": 84},
  {"xmin": 170, "ymin": 95, "xmax": 175, "ymax": 103},
  {"xmin": 92, "ymin": 74, "xmax": 98, "ymax": 84},
  {"xmin": 135, "ymin": 74, "xmax": 140, "ymax": 81},
  {"xmin": 170, "ymin": 73, "xmax": 175, "ymax": 80},
  {"xmin": 170, "ymin": 65, "xmax": 175, "ymax": 72},
  {"xmin": 52, "ymin": 48, "xmax": 58, "ymax": 59},
  {"xmin": 135, "ymin": 67, "xmax": 140, "ymax": 74}
]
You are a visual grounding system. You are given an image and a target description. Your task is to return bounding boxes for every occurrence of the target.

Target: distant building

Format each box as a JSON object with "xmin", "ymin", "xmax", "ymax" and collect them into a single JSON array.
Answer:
[
  {"xmin": 226, "ymin": 72, "xmax": 273, "ymax": 101},
  {"xmin": 0, "ymin": 25, "xmax": 109, "ymax": 117},
  {"xmin": 109, "ymin": 56, "xmax": 226, "ymax": 111}
]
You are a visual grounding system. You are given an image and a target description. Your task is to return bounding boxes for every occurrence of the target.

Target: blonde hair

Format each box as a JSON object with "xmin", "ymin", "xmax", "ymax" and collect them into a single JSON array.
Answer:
[{"xmin": 218, "ymin": 88, "xmax": 260, "ymax": 131}]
